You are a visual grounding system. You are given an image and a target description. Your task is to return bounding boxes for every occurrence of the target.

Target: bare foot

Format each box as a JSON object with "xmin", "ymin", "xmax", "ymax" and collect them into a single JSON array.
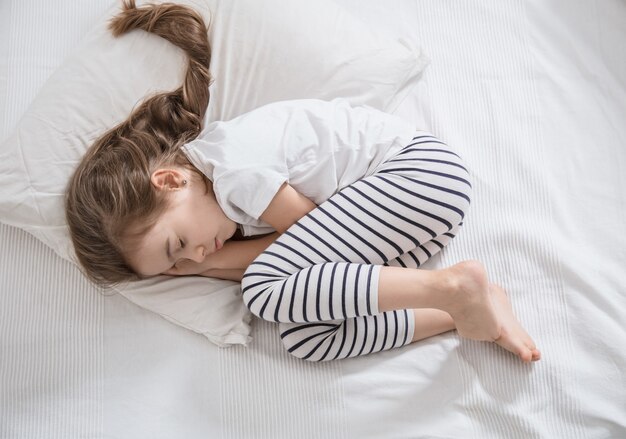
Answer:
[
  {"xmin": 440, "ymin": 261, "xmax": 541, "ymax": 363},
  {"xmin": 490, "ymin": 284, "xmax": 541, "ymax": 363},
  {"xmin": 439, "ymin": 260, "xmax": 501, "ymax": 342}
]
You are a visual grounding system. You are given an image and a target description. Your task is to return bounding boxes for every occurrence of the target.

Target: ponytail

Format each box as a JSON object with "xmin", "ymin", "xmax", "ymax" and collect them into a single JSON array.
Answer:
[
  {"xmin": 111, "ymin": 0, "xmax": 211, "ymax": 143},
  {"xmin": 65, "ymin": 0, "xmax": 213, "ymax": 286}
]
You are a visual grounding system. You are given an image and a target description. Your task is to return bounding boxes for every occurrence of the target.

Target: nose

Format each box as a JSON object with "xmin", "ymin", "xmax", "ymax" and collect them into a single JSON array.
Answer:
[{"xmin": 187, "ymin": 245, "xmax": 205, "ymax": 263}]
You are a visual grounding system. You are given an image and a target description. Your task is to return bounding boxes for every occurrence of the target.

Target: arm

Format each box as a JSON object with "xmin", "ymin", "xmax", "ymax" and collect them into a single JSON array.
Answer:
[
  {"xmin": 168, "ymin": 232, "xmax": 279, "ymax": 280},
  {"xmin": 208, "ymin": 183, "xmax": 317, "ymax": 280},
  {"xmin": 170, "ymin": 183, "xmax": 317, "ymax": 281},
  {"xmin": 199, "ymin": 232, "xmax": 280, "ymax": 281},
  {"xmin": 259, "ymin": 182, "xmax": 318, "ymax": 233},
  {"xmin": 203, "ymin": 184, "xmax": 316, "ymax": 280}
]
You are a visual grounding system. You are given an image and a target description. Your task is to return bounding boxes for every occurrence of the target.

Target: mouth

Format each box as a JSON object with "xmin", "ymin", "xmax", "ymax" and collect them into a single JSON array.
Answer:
[{"xmin": 215, "ymin": 238, "xmax": 223, "ymax": 251}]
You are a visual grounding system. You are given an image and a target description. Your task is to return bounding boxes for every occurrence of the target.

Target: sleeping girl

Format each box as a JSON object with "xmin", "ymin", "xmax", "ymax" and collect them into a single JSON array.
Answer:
[{"xmin": 66, "ymin": 0, "xmax": 541, "ymax": 363}]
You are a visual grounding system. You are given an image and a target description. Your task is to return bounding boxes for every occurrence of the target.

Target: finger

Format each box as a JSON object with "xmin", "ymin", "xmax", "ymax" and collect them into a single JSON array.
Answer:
[
  {"xmin": 164, "ymin": 267, "xmax": 181, "ymax": 276},
  {"xmin": 165, "ymin": 263, "xmax": 199, "ymax": 276}
]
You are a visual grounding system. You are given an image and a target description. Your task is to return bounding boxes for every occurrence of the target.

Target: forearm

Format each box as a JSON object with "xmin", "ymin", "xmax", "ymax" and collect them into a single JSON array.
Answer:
[
  {"xmin": 203, "ymin": 184, "xmax": 317, "ymax": 281},
  {"xmin": 201, "ymin": 268, "xmax": 247, "ymax": 282},
  {"xmin": 201, "ymin": 232, "xmax": 280, "ymax": 280}
]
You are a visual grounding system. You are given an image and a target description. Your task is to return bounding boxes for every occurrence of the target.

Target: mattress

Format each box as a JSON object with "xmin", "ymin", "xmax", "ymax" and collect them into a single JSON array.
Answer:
[{"xmin": 1, "ymin": 0, "xmax": 625, "ymax": 438}]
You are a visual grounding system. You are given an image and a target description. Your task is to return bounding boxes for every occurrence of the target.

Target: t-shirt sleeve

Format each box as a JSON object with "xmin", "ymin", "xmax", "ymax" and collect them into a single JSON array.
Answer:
[
  {"xmin": 213, "ymin": 166, "xmax": 288, "ymax": 221},
  {"xmin": 183, "ymin": 98, "xmax": 415, "ymax": 228},
  {"xmin": 182, "ymin": 111, "xmax": 291, "ymax": 226}
]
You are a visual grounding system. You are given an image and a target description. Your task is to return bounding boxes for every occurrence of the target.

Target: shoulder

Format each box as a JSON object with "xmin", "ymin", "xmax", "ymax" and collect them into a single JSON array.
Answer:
[
  {"xmin": 230, "ymin": 98, "xmax": 357, "ymax": 121},
  {"xmin": 199, "ymin": 98, "xmax": 378, "ymax": 135}
]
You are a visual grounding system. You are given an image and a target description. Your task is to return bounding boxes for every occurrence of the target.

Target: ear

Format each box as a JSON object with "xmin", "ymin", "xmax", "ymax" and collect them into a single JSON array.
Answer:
[{"xmin": 150, "ymin": 169, "xmax": 187, "ymax": 191}]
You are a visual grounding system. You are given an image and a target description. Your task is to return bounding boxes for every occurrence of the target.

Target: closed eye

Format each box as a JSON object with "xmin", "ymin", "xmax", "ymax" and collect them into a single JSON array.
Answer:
[{"xmin": 178, "ymin": 238, "xmax": 185, "ymax": 249}]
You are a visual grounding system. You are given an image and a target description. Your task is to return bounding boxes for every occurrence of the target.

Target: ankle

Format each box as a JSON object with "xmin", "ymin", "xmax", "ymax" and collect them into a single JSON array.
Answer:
[{"xmin": 429, "ymin": 268, "xmax": 461, "ymax": 311}]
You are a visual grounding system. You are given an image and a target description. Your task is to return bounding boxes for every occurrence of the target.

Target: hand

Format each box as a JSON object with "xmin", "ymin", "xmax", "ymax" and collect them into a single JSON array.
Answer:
[
  {"xmin": 163, "ymin": 253, "xmax": 219, "ymax": 277},
  {"xmin": 164, "ymin": 258, "xmax": 245, "ymax": 282},
  {"xmin": 163, "ymin": 232, "xmax": 280, "ymax": 277}
]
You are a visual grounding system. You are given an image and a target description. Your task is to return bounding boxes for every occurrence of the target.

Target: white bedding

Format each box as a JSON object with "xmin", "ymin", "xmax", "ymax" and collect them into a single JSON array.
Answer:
[{"xmin": 1, "ymin": 0, "xmax": 625, "ymax": 438}]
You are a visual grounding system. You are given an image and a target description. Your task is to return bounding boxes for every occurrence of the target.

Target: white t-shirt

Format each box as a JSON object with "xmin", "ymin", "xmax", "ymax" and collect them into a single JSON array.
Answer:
[{"xmin": 182, "ymin": 99, "xmax": 416, "ymax": 236}]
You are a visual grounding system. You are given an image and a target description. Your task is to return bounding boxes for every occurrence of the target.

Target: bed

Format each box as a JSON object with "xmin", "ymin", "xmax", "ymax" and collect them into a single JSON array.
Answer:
[{"xmin": 1, "ymin": 0, "xmax": 625, "ymax": 438}]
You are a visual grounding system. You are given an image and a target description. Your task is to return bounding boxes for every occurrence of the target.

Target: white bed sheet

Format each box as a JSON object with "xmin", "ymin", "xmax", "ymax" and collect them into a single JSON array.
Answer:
[{"xmin": 1, "ymin": 0, "xmax": 625, "ymax": 438}]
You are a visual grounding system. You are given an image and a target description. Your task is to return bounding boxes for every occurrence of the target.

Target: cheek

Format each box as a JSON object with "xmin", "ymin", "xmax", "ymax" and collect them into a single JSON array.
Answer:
[
  {"xmin": 193, "ymin": 189, "xmax": 229, "ymax": 233},
  {"xmin": 203, "ymin": 194, "xmax": 226, "ymax": 221},
  {"xmin": 190, "ymin": 198, "xmax": 219, "ymax": 235}
]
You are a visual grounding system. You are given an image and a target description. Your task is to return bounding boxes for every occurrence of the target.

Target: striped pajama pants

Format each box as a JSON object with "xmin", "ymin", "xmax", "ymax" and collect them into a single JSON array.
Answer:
[{"xmin": 241, "ymin": 132, "xmax": 472, "ymax": 361}]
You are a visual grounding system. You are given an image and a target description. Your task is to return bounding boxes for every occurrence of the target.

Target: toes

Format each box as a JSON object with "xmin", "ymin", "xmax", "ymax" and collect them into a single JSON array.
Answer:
[
  {"xmin": 517, "ymin": 338, "xmax": 540, "ymax": 363},
  {"xmin": 495, "ymin": 329, "xmax": 536, "ymax": 363},
  {"xmin": 519, "ymin": 348, "xmax": 533, "ymax": 363},
  {"xmin": 518, "ymin": 346, "xmax": 541, "ymax": 363},
  {"xmin": 524, "ymin": 335, "xmax": 537, "ymax": 350},
  {"xmin": 531, "ymin": 349, "xmax": 542, "ymax": 362},
  {"xmin": 494, "ymin": 333, "xmax": 522, "ymax": 361},
  {"xmin": 512, "ymin": 339, "xmax": 533, "ymax": 363},
  {"xmin": 523, "ymin": 335, "xmax": 540, "ymax": 361}
]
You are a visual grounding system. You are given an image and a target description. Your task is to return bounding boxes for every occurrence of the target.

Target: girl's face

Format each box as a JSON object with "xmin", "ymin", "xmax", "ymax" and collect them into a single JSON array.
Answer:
[{"xmin": 126, "ymin": 168, "xmax": 237, "ymax": 277}]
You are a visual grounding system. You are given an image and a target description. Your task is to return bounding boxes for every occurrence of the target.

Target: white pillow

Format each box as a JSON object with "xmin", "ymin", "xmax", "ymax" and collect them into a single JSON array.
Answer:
[{"xmin": 0, "ymin": 0, "xmax": 429, "ymax": 346}]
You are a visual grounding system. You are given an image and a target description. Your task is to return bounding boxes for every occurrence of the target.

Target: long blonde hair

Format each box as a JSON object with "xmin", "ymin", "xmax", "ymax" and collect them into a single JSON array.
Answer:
[{"xmin": 65, "ymin": 0, "xmax": 211, "ymax": 286}]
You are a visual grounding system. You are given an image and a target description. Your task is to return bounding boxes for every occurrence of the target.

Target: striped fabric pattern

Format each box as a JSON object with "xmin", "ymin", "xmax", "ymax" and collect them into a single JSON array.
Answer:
[
  {"xmin": 4, "ymin": 0, "xmax": 625, "ymax": 437},
  {"xmin": 241, "ymin": 133, "xmax": 472, "ymax": 361}
]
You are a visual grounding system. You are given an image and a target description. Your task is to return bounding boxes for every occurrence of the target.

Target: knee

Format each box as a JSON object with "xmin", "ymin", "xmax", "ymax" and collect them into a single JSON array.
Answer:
[
  {"xmin": 279, "ymin": 323, "xmax": 341, "ymax": 362},
  {"xmin": 280, "ymin": 335, "xmax": 324, "ymax": 362},
  {"xmin": 440, "ymin": 153, "xmax": 473, "ymax": 227},
  {"xmin": 457, "ymin": 158, "xmax": 473, "ymax": 198},
  {"xmin": 406, "ymin": 137, "xmax": 474, "ymax": 228},
  {"xmin": 281, "ymin": 340, "xmax": 319, "ymax": 362},
  {"xmin": 240, "ymin": 267, "xmax": 281, "ymax": 321},
  {"xmin": 240, "ymin": 267, "xmax": 255, "ymax": 309}
]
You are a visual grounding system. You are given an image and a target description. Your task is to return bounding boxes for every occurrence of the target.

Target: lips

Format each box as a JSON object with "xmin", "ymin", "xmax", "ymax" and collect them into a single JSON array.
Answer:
[{"xmin": 215, "ymin": 238, "xmax": 223, "ymax": 251}]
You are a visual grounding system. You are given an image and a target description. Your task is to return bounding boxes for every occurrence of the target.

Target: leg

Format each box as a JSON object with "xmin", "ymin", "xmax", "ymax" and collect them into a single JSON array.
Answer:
[
  {"xmin": 243, "ymin": 133, "xmax": 470, "ymax": 360},
  {"xmin": 411, "ymin": 309, "xmax": 455, "ymax": 342},
  {"xmin": 278, "ymin": 310, "xmax": 414, "ymax": 361},
  {"xmin": 243, "ymin": 134, "xmax": 472, "ymax": 323},
  {"xmin": 279, "ymin": 225, "xmax": 462, "ymax": 362},
  {"xmin": 384, "ymin": 228, "xmax": 540, "ymax": 362},
  {"xmin": 243, "ymin": 134, "xmax": 539, "ymax": 362},
  {"xmin": 379, "ymin": 260, "xmax": 541, "ymax": 362},
  {"xmin": 380, "ymin": 139, "xmax": 539, "ymax": 361}
]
